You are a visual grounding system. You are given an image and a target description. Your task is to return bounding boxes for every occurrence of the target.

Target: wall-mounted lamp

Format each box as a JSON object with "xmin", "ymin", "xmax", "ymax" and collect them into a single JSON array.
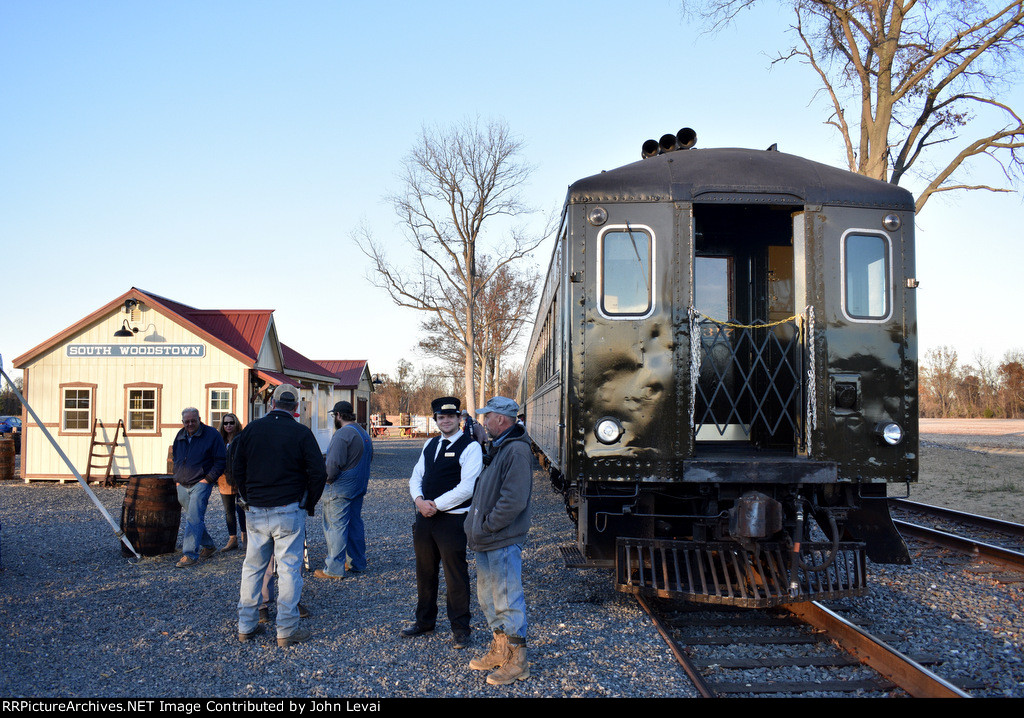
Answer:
[{"xmin": 114, "ymin": 319, "xmax": 138, "ymax": 338}]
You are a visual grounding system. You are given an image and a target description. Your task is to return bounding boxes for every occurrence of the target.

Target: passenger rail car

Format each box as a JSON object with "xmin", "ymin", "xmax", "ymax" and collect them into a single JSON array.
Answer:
[{"xmin": 520, "ymin": 129, "xmax": 918, "ymax": 607}]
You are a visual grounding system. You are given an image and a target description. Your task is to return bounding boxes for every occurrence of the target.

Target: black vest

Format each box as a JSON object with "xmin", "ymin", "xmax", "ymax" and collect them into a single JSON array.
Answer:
[{"xmin": 422, "ymin": 432, "xmax": 472, "ymax": 510}]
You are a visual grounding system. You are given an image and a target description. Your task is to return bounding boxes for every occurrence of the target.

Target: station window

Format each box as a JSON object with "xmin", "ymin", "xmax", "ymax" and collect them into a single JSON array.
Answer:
[
  {"xmin": 61, "ymin": 386, "xmax": 93, "ymax": 432},
  {"xmin": 600, "ymin": 226, "xmax": 653, "ymax": 316},
  {"xmin": 126, "ymin": 386, "xmax": 159, "ymax": 432},
  {"xmin": 843, "ymin": 233, "xmax": 891, "ymax": 320},
  {"xmin": 208, "ymin": 388, "xmax": 233, "ymax": 427}
]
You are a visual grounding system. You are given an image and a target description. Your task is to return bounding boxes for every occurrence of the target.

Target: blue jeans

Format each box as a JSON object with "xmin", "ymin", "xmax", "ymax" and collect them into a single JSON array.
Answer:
[
  {"xmin": 177, "ymin": 481, "xmax": 215, "ymax": 560},
  {"xmin": 321, "ymin": 481, "xmax": 365, "ymax": 576},
  {"xmin": 238, "ymin": 502, "xmax": 305, "ymax": 638},
  {"xmin": 475, "ymin": 544, "xmax": 527, "ymax": 640}
]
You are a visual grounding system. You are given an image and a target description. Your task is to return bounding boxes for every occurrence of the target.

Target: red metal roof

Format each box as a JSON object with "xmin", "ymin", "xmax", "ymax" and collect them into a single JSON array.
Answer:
[
  {"xmin": 256, "ymin": 369, "xmax": 300, "ymax": 387},
  {"xmin": 138, "ymin": 289, "xmax": 272, "ymax": 362},
  {"xmin": 281, "ymin": 344, "xmax": 339, "ymax": 383},
  {"xmin": 316, "ymin": 360, "xmax": 370, "ymax": 389}
]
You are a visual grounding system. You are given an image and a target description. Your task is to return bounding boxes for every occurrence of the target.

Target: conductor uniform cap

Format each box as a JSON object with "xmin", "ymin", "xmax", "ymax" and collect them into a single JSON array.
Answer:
[{"xmin": 431, "ymin": 396, "xmax": 461, "ymax": 417}]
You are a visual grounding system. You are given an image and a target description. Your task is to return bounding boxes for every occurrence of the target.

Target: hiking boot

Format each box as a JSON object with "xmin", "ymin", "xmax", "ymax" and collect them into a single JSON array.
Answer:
[
  {"xmin": 469, "ymin": 631, "xmax": 509, "ymax": 670},
  {"xmin": 258, "ymin": 607, "xmax": 270, "ymax": 624},
  {"xmin": 238, "ymin": 624, "xmax": 265, "ymax": 643},
  {"xmin": 487, "ymin": 643, "xmax": 530, "ymax": 685},
  {"xmin": 198, "ymin": 547, "xmax": 216, "ymax": 560},
  {"xmin": 298, "ymin": 603, "xmax": 310, "ymax": 619},
  {"xmin": 175, "ymin": 555, "xmax": 198, "ymax": 569},
  {"xmin": 314, "ymin": 568, "xmax": 345, "ymax": 580},
  {"xmin": 277, "ymin": 627, "xmax": 311, "ymax": 648}
]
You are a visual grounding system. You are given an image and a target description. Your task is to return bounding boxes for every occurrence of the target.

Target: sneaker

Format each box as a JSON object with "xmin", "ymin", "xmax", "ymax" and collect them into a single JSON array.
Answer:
[
  {"xmin": 175, "ymin": 556, "xmax": 198, "ymax": 569},
  {"xmin": 238, "ymin": 624, "xmax": 265, "ymax": 643},
  {"xmin": 313, "ymin": 569, "xmax": 346, "ymax": 580},
  {"xmin": 198, "ymin": 547, "xmax": 216, "ymax": 560},
  {"xmin": 277, "ymin": 627, "xmax": 311, "ymax": 648}
]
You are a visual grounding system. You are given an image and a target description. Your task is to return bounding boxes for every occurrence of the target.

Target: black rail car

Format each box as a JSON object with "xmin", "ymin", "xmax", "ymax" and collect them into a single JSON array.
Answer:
[{"xmin": 520, "ymin": 129, "xmax": 918, "ymax": 607}]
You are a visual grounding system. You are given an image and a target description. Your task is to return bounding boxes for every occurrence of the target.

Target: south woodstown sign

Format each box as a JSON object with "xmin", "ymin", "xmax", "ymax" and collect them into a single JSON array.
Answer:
[{"xmin": 66, "ymin": 344, "xmax": 206, "ymax": 358}]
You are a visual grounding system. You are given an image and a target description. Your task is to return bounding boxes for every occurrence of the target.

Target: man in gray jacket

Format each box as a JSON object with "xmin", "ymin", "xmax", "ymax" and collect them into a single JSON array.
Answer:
[{"xmin": 464, "ymin": 396, "xmax": 533, "ymax": 685}]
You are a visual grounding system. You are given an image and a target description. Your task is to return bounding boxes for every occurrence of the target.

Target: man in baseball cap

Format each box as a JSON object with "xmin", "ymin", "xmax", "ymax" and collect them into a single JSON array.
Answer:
[
  {"xmin": 233, "ymin": 383, "xmax": 326, "ymax": 647},
  {"xmin": 315, "ymin": 399, "xmax": 374, "ymax": 580},
  {"xmin": 465, "ymin": 396, "xmax": 533, "ymax": 685}
]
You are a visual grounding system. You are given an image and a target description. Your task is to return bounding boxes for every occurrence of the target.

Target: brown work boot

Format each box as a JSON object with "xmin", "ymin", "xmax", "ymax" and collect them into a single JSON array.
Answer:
[
  {"xmin": 486, "ymin": 643, "xmax": 530, "ymax": 685},
  {"xmin": 469, "ymin": 631, "xmax": 509, "ymax": 671}
]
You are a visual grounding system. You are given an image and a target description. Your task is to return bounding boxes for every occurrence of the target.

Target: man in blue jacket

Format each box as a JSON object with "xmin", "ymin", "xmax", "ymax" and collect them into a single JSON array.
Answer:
[
  {"xmin": 172, "ymin": 407, "xmax": 226, "ymax": 568},
  {"xmin": 315, "ymin": 401, "xmax": 373, "ymax": 580}
]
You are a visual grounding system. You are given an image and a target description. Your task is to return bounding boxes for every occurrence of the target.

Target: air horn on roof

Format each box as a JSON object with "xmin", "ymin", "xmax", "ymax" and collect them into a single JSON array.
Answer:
[{"xmin": 641, "ymin": 127, "xmax": 697, "ymax": 158}]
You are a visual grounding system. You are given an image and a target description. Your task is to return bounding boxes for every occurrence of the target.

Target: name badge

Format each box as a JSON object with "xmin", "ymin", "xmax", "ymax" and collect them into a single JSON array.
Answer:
[{"xmin": 444, "ymin": 452, "xmax": 456, "ymax": 458}]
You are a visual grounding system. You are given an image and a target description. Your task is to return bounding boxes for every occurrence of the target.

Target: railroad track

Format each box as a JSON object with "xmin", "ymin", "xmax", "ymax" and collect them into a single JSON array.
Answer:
[
  {"xmin": 890, "ymin": 499, "xmax": 1024, "ymax": 574},
  {"xmin": 637, "ymin": 595, "xmax": 972, "ymax": 697}
]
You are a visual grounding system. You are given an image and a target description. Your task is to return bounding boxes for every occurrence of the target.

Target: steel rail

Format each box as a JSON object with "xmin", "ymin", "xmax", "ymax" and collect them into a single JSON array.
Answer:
[
  {"xmin": 635, "ymin": 595, "xmax": 716, "ymax": 697},
  {"xmin": 893, "ymin": 519, "xmax": 1024, "ymax": 573},
  {"xmin": 891, "ymin": 499, "xmax": 1024, "ymax": 539},
  {"xmin": 782, "ymin": 601, "xmax": 971, "ymax": 698}
]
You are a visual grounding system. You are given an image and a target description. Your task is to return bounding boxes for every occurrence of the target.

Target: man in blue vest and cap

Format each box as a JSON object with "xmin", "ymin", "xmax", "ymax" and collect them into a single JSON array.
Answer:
[
  {"xmin": 401, "ymin": 396, "xmax": 483, "ymax": 649},
  {"xmin": 315, "ymin": 400, "xmax": 373, "ymax": 580}
]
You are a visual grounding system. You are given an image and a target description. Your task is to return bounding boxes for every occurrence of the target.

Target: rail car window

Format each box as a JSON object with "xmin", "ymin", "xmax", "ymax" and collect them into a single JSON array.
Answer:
[
  {"xmin": 844, "ymin": 233, "xmax": 891, "ymax": 320},
  {"xmin": 695, "ymin": 256, "xmax": 733, "ymax": 320},
  {"xmin": 600, "ymin": 227, "xmax": 653, "ymax": 316}
]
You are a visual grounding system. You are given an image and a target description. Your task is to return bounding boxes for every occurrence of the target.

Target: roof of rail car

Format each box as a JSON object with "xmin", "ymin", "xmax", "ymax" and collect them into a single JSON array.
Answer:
[{"xmin": 566, "ymin": 147, "xmax": 916, "ymax": 211}]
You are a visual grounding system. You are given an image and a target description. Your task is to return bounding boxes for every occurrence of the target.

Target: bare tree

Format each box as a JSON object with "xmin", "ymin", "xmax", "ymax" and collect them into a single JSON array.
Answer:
[
  {"xmin": 999, "ymin": 349, "xmax": 1024, "ymax": 417},
  {"xmin": 921, "ymin": 345, "xmax": 960, "ymax": 416},
  {"xmin": 0, "ymin": 376, "xmax": 23, "ymax": 416},
  {"xmin": 688, "ymin": 1, "xmax": 1024, "ymax": 212},
  {"xmin": 357, "ymin": 118, "xmax": 544, "ymax": 412},
  {"xmin": 417, "ymin": 259, "xmax": 538, "ymax": 404}
]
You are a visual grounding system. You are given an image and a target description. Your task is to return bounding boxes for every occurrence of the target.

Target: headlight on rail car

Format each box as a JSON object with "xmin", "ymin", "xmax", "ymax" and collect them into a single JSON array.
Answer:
[
  {"xmin": 876, "ymin": 422, "xmax": 904, "ymax": 445},
  {"xmin": 595, "ymin": 417, "xmax": 624, "ymax": 444}
]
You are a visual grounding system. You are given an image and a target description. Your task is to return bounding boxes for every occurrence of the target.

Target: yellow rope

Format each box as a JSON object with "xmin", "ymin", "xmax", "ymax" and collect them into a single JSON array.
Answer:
[{"xmin": 694, "ymin": 311, "xmax": 801, "ymax": 330}]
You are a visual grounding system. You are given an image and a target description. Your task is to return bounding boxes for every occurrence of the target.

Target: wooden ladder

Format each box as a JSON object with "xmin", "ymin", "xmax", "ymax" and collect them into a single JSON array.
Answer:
[{"xmin": 85, "ymin": 418, "xmax": 124, "ymax": 486}]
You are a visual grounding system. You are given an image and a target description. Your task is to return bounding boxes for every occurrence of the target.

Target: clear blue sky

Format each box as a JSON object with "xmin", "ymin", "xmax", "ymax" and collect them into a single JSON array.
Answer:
[{"xmin": 2, "ymin": 1, "xmax": 1022, "ymax": 381}]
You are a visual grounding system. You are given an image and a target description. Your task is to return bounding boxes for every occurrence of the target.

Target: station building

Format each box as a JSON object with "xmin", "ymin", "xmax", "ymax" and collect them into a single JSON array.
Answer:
[{"xmin": 12, "ymin": 287, "xmax": 373, "ymax": 481}]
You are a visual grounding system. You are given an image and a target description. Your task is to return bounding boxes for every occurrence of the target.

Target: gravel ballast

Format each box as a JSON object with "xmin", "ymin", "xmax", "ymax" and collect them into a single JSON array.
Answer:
[{"xmin": 1, "ymin": 435, "xmax": 1021, "ymax": 698}]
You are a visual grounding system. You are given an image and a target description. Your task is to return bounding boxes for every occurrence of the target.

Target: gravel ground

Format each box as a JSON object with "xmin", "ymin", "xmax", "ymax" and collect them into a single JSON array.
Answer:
[
  {"xmin": 0, "ymin": 439, "xmax": 690, "ymax": 698},
  {"xmin": 1, "ymin": 429, "xmax": 1022, "ymax": 698}
]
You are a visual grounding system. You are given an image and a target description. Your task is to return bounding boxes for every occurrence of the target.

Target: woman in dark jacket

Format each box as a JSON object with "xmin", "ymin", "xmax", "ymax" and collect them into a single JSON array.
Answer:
[{"xmin": 217, "ymin": 413, "xmax": 246, "ymax": 551}]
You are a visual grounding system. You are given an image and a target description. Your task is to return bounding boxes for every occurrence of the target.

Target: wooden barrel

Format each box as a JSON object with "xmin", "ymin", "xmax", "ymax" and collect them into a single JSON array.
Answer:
[
  {"xmin": 0, "ymin": 438, "xmax": 14, "ymax": 481},
  {"xmin": 120, "ymin": 474, "xmax": 180, "ymax": 556}
]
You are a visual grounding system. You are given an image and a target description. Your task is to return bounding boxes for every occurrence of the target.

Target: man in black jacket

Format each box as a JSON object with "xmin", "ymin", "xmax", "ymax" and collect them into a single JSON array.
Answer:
[{"xmin": 233, "ymin": 385, "xmax": 326, "ymax": 648}]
